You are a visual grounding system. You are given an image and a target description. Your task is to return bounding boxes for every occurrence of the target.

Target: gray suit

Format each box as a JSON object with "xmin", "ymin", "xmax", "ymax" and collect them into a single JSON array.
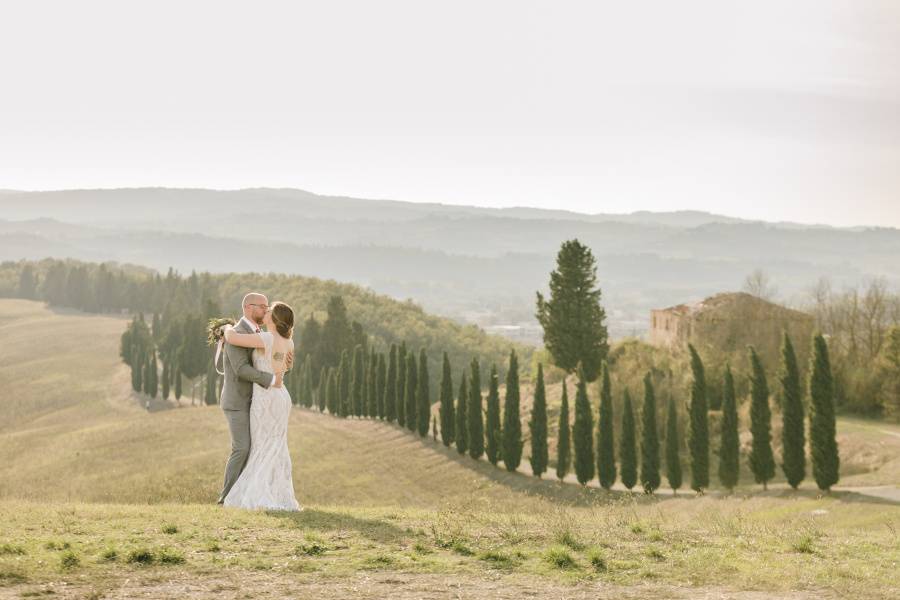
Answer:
[{"xmin": 217, "ymin": 317, "xmax": 274, "ymax": 504}]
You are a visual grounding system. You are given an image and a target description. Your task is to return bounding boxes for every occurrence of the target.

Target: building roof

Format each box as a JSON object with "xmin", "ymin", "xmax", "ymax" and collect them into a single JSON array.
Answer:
[{"xmin": 654, "ymin": 291, "xmax": 811, "ymax": 319}]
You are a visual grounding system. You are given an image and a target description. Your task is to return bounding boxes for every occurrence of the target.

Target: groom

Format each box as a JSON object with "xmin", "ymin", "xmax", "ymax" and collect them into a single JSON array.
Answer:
[{"xmin": 216, "ymin": 292, "xmax": 291, "ymax": 504}]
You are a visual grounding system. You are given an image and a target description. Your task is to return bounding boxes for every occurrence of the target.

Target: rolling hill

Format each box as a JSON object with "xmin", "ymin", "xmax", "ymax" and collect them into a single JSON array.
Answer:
[
  {"xmin": 1, "ymin": 299, "xmax": 898, "ymax": 599},
  {"xmin": 2, "ymin": 188, "xmax": 898, "ymax": 342}
]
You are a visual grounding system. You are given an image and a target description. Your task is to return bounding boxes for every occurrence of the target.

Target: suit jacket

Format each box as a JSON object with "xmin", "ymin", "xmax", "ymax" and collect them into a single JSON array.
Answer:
[{"xmin": 220, "ymin": 317, "xmax": 274, "ymax": 411}]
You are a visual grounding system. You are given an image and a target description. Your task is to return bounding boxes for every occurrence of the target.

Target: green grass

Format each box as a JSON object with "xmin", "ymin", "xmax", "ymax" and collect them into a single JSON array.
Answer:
[{"xmin": 1, "ymin": 487, "xmax": 898, "ymax": 596}]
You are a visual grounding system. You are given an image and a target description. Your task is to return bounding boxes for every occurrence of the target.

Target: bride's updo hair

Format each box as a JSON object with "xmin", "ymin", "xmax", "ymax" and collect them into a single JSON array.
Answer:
[{"xmin": 270, "ymin": 301, "xmax": 294, "ymax": 338}]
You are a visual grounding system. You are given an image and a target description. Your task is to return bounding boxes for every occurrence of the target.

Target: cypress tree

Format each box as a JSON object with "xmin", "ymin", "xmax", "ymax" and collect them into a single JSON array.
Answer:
[
  {"xmin": 439, "ymin": 352, "xmax": 455, "ymax": 447},
  {"xmin": 304, "ymin": 357, "xmax": 315, "ymax": 408},
  {"xmin": 296, "ymin": 358, "xmax": 306, "ymax": 406},
  {"xmin": 338, "ymin": 349, "xmax": 351, "ymax": 417},
  {"xmin": 317, "ymin": 366, "xmax": 328, "ymax": 411},
  {"xmin": 780, "ymin": 332, "xmax": 805, "ymax": 489},
  {"xmin": 432, "ymin": 414, "xmax": 438, "ymax": 440},
  {"xmin": 503, "ymin": 350, "xmax": 524, "ymax": 472},
  {"xmin": 148, "ymin": 351, "xmax": 159, "ymax": 399},
  {"xmin": 287, "ymin": 359, "xmax": 297, "ymax": 406},
  {"xmin": 376, "ymin": 353, "xmax": 386, "ymax": 419},
  {"xmin": 467, "ymin": 359, "xmax": 484, "ymax": 459},
  {"xmin": 416, "ymin": 349, "xmax": 430, "ymax": 437},
  {"xmin": 718, "ymin": 365, "xmax": 740, "ymax": 491},
  {"xmin": 596, "ymin": 361, "xmax": 616, "ymax": 490},
  {"xmin": 173, "ymin": 351, "xmax": 182, "ymax": 401},
  {"xmin": 397, "ymin": 342, "xmax": 407, "ymax": 427},
  {"xmin": 572, "ymin": 364, "xmax": 595, "ymax": 485},
  {"xmin": 161, "ymin": 357, "xmax": 170, "ymax": 400},
  {"xmin": 179, "ymin": 314, "xmax": 207, "ymax": 385},
  {"xmin": 151, "ymin": 312, "xmax": 161, "ymax": 343},
  {"xmin": 120, "ymin": 317, "xmax": 136, "ymax": 366},
  {"xmin": 385, "ymin": 344, "xmax": 398, "ymax": 422},
  {"xmin": 351, "ymin": 345, "xmax": 364, "ymax": 417},
  {"xmin": 640, "ymin": 372, "xmax": 660, "ymax": 494},
  {"xmin": 748, "ymin": 346, "xmax": 775, "ymax": 489},
  {"xmin": 485, "ymin": 364, "xmax": 502, "ymax": 465},
  {"xmin": 326, "ymin": 368, "xmax": 339, "ymax": 415},
  {"xmin": 404, "ymin": 352, "xmax": 418, "ymax": 432},
  {"xmin": 284, "ymin": 361, "xmax": 297, "ymax": 406},
  {"xmin": 295, "ymin": 357, "xmax": 304, "ymax": 407},
  {"xmin": 367, "ymin": 348, "xmax": 378, "ymax": 417},
  {"xmin": 556, "ymin": 379, "xmax": 571, "ymax": 481},
  {"xmin": 132, "ymin": 349, "xmax": 143, "ymax": 392},
  {"xmin": 360, "ymin": 349, "xmax": 369, "ymax": 417},
  {"xmin": 688, "ymin": 344, "xmax": 709, "ymax": 493},
  {"xmin": 320, "ymin": 295, "xmax": 353, "ymax": 369},
  {"xmin": 17, "ymin": 264, "xmax": 37, "ymax": 299},
  {"xmin": 665, "ymin": 395, "xmax": 682, "ymax": 494},
  {"xmin": 142, "ymin": 352, "xmax": 152, "ymax": 395},
  {"xmin": 456, "ymin": 372, "xmax": 469, "ymax": 455},
  {"xmin": 528, "ymin": 363, "xmax": 549, "ymax": 478},
  {"xmin": 620, "ymin": 389, "xmax": 637, "ymax": 490},
  {"xmin": 535, "ymin": 239, "xmax": 610, "ymax": 382},
  {"xmin": 809, "ymin": 333, "xmax": 840, "ymax": 492}
]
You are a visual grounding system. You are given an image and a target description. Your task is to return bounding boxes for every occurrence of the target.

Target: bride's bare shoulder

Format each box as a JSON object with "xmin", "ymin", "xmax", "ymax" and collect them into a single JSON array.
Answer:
[{"xmin": 271, "ymin": 334, "xmax": 291, "ymax": 357}]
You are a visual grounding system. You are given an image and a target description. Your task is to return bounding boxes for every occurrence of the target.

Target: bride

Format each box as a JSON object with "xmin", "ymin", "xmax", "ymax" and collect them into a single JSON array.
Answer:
[{"xmin": 221, "ymin": 301, "xmax": 301, "ymax": 511}]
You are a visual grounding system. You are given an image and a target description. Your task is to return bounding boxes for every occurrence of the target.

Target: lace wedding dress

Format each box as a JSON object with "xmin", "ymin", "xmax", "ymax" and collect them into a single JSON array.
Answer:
[{"xmin": 224, "ymin": 331, "xmax": 301, "ymax": 511}]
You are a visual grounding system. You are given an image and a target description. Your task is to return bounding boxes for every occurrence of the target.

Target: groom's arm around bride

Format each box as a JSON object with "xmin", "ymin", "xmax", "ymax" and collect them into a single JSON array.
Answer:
[
  {"xmin": 222, "ymin": 316, "xmax": 275, "ymax": 400},
  {"xmin": 217, "ymin": 295, "xmax": 275, "ymax": 504}
]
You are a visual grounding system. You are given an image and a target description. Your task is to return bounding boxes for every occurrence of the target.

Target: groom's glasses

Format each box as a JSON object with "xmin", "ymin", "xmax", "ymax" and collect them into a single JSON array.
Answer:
[{"xmin": 248, "ymin": 303, "xmax": 269, "ymax": 310}]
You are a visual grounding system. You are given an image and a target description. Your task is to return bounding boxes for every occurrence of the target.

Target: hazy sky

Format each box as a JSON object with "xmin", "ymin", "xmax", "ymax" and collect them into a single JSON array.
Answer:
[{"xmin": 1, "ymin": 1, "xmax": 898, "ymax": 227}]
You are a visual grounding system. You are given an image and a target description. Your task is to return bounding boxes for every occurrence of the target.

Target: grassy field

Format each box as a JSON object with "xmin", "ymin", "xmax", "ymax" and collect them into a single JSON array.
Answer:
[{"xmin": 0, "ymin": 299, "xmax": 898, "ymax": 599}]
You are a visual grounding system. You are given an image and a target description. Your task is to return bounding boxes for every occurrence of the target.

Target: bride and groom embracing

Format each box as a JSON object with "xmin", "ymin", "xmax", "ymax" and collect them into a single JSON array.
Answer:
[{"xmin": 215, "ymin": 292, "xmax": 301, "ymax": 511}]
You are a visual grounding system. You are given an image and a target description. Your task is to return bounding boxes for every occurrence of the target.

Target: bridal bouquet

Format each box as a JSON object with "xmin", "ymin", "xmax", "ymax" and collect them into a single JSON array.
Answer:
[
  {"xmin": 208, "ymin": 317, "xmax": 236, "ymax": 376},
  {"xmin": 207, "ymin": 317, "xmax": 236, "ymax": 347}
]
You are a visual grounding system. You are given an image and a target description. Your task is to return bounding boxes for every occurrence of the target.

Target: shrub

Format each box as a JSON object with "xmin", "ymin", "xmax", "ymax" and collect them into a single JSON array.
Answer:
[
  {"xmin": 587, "ymin": 548, "xmax": 607, "ymax": 572},
  {"xmin": 99, "ymin": 547, "xmax": 119, "ymax": 562},
  {"xmin": 543, "ymin": 545, "xmax": 577, "ymax": 569},
  {"xmin": 157, "ymin": 548, "xmax": 185, "ymax": 565},
  {"xmin": 0, "ymin": 543, "xmax": 25, "ymax": 556},
  {"xmin": 60, "ymin": 550, "xmax": 80, "ymax": 570},
  {"xmin": 126, "ymin": 548, "xmax": 155, "ymax": 564}
]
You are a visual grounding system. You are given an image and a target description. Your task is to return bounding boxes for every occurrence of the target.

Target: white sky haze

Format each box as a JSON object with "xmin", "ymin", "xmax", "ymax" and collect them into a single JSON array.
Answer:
[{"xmin": 1, "ymin": 1, "xmax": 898, "ymax": 226}]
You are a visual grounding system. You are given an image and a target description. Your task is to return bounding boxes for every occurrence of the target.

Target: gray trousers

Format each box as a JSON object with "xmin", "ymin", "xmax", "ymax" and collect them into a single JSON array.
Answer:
[{"xmin": 218, "ymin": 408, "xmax": 251, "ymax": 503}]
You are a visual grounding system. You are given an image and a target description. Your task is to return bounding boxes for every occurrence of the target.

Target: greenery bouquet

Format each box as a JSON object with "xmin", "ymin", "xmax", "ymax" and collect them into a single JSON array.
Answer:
[{"xmin": 206, "ymin": 317, "xmax": 236, "ymax": 347}]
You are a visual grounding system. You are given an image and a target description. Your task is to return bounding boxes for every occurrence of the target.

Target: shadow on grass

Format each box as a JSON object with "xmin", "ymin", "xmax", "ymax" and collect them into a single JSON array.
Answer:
[
  {"xmin": 755, "ymin": 487, "xmax": 900, "ymax": 506},
  {"xmin": 267, "ymin": 508, "xmax": 409, "ymax": 543},
  {"xmin": 292, "ymin": 407, "xmax": 900, "ymax": 508},
  {"xmin": 377, "ymin": 422, "xmax": 636, "ymax": 508},
  {"xmin": 359, "ymin": 414, "xmax": 900, "ymax": 508}
]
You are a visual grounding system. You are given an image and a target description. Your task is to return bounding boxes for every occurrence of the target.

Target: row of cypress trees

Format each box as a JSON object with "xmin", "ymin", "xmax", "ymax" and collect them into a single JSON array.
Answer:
[
  {"xmin": 121, "ymin": 311, "xmax": 212, "ymax": 405},
  {"xmin": 289, "ymin": 328, "xmax": 840, "ymax": 494},
  {"xmin": 555, "ymin": 329, "xmax": 839, "ymax": 494},
  {"xmin": 289, "ymin": 341, "xmax": 435, "ymax": 436},
  {"xmin": 685, "ymin": 331, "xmax": 840, "ymax": 493},
  {"xmin": 287, "ymin": 342, "xmax": 536, "ymax": 474}
]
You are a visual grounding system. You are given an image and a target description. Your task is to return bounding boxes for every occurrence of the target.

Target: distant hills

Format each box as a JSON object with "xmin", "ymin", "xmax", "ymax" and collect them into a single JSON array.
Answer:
[{"xmin": 2, "ymin": 188, "xmax": 898, "ymax": 341}]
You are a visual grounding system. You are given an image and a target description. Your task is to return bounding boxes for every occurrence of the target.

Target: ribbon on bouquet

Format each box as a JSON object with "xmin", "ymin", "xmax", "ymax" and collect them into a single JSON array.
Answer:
[{"xmin": 214, "ymin": 338, "xmax": 226, "ymax": 375}]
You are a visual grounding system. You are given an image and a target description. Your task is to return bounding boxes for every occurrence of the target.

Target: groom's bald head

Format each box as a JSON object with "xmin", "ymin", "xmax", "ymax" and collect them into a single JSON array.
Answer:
[{"xmin": 242, "ymin": 292, "xmax": 269, "ymax": 324}]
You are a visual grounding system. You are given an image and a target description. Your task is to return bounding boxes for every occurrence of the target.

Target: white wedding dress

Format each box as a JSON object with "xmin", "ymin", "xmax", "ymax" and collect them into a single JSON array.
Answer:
[{"xmin": 224, "ymin": 331, "xmax": 301, "ymax": 511}]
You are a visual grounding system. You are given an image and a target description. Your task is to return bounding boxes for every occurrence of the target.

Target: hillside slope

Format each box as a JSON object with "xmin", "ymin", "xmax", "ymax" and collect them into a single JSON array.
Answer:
[
  {"xmin": 3, "ymin": 299, "xmax": 896, "ymax": 504},
  {"xmin": 1, "ymin": 300, "xmax": 899, "ymax": 599},
  {"xmin": 2, "ymin": 187, "xmax": 898, "ymax": 341},
  {"xmin": 0, "ymin": 299, "xmax": 543, "ymax": 506}
]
